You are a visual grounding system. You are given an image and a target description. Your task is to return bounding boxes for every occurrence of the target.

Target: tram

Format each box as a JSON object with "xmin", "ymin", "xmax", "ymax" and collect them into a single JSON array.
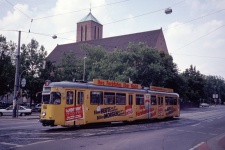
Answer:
[{"xmin": 39, "ymin": 79, "xmax": 180, "ymax": 127}]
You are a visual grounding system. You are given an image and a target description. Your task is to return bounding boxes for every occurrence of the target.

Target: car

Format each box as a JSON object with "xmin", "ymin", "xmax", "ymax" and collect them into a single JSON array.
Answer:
[
  {"xmin": 0, "ymin": 102, "xmax": 13, "ymax": 109},
  {"xmin": 200, "ymin": 103, "xmax": 210, "ymax": 107},
  {"xmin": 0, "ymin": 105, "xmax": 32, "ymax": 116},
  {"xmin": 34, "ymin": 103, "xmax": 42, "ymax": 112}
]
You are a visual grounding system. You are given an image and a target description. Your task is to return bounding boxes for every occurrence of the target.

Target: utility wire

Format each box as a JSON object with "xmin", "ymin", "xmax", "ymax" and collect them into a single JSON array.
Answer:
[
  {"xmin": 172, "ymin": 53, "xmax": 225, "ymax": 60},
  {"xmin": 3, "ymin": 0, "xmax": 224, "ymax": 60},
  {"xmin": 4, "ymin": 0, "xmax": 32, "ymax": 20},
  {"xmin": 33, "ymin": 0, "xmax": 131, "ymax": 20},
  {"xmin": 164, "ymin": 8, "xmax": 225, "ymax": 31},
  {"xmin": 171, "ymin": 24, "xmax": 225, "ymax": 53}
]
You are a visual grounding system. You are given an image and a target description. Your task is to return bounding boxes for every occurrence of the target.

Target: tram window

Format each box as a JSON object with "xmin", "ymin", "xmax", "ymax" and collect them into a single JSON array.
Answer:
[
  {"xmin": 66, "ymin": 91, "xmax": 73, "ymax": 105},
  {"xmin": 90, "ymin": 91, "xmax": 103, "ymax": 105},
  {"xmin": 50, "ymin": 92, "xmax": 61, "ymax": 104},
  {"xmin": 173, "ymin": 97, "xmax": 177, "ymax": 105},
  {"xmin": 151, "ymin": 96, "xmax": 156, "ymax": 105},
  {"xmin": 129, "ymin": 95, "xmax": 133, "ymax": 105},
  {"xmin": 78, "ymin": 92, "xmax": 84, "ymax": 104},
  {"xmin": 104, "ymin": 92, "xmax": 115, "ymax": 105},
  {"xmin": 158, "ymin": 97, "xmax": 163, "ymax": 105},
  {"xmin": 165, "ymin": 97, "xmax": 170, "ymax": 105},
  {"xmin": 116, "ymin": 93, "xmax": 126, "ymax": 105},
  {"xmin": 42, "ymin": 95, "xmax": 50, "ymax": 104},
  {"xmin": 136, "ymin": 94, "xmax": 144, "ymax": 105}
]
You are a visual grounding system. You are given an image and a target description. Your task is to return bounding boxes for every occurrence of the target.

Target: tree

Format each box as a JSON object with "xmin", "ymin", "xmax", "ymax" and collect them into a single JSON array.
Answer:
[
  {"xmin": 80, "ymin": 43, "xmax": 180, "ymax": 91},
  {"xmin": 20, "ymin": 39, "xmax": 48, "ymax": 103},
  {"xmin": 181, "ymin": 65, "xmax": 205, "ymax": 103},
  {"xmin": 204, "ymin": 75, "xmax": 225, "ymax": 104},
  {"xmin": 0, "ymin": 35, "xmax": 16, "ymax": 96},
  {"xmin": 53, "ymin": 51, "xmax": 83, "ymax": 81}
]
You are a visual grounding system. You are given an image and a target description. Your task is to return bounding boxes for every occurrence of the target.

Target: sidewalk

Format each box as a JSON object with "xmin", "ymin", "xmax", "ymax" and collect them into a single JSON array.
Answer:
[
  {"xmin": 0, "ymin": 112, "xmax": 40, "ymax": 120},
  {"xmin": 198, "ymin": 132, "xmax": 225, "ymax": 150}
]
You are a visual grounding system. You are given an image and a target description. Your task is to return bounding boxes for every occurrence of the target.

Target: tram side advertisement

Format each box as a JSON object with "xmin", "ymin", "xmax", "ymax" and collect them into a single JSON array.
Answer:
[{"xmin": 65, "ymin": 105, "xmax": 83, "ymax": 121}]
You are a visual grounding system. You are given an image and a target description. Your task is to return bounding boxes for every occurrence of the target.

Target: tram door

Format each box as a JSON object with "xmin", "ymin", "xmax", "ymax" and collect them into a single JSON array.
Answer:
[
  {"xmin": 127, "ymin": 94, "xmax": 134, "ymax": 121},
  {"xmin": 157, "ymin": 96, "xmax": 164, "ymax": 118},
  {"xmin": 64, "ymin": 90, "xmax": 76, "ymax": 126},
  {"xmin": 75, "ymin": 91, "xmax": 84, "ymax": 124}
]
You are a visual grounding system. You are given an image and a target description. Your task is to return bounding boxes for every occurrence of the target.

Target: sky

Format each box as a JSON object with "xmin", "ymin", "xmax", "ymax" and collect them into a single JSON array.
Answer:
[{"xmin": 1, "ymin": 0, "xmax": 225, "ymax": 78}]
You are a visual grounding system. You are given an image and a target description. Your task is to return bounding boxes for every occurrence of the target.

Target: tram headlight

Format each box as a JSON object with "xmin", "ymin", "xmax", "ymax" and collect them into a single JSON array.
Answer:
[{"xmin": 42, "ymin": 111, "xmax": 46, "ymax": 116}]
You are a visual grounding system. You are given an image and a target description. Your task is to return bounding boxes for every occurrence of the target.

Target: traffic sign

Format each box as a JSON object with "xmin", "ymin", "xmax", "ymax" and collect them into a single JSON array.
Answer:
[{"xmin": 21, "ymin": 78, "xmax": 26, "ymax": 87}]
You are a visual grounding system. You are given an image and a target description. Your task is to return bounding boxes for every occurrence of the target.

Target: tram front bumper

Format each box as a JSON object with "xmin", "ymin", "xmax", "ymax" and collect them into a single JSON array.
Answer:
[{"xmin": 40, "ymin": 119, "xmax": 55, "ymax": 126}]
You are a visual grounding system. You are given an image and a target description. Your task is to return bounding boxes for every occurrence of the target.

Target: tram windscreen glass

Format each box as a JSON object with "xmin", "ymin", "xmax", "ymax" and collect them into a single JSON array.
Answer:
[
  {"xmin": 42, "ymin": 95, "xmax": 50, "ymax": 104},
  {"xmin": 50, "ymin": 92, "xmax": 61, "ymax": 104}
]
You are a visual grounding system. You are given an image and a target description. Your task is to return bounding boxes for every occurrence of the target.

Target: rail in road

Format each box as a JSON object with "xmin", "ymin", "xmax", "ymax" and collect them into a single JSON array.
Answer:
[{"xmin": 0, "ymin": 105, "xmax": 225, "ymax": 150}]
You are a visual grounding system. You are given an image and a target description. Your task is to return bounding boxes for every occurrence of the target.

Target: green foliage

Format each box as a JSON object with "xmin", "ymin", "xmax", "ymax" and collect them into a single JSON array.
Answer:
[
  {"xmin": 53, "ymin": 51, "xmax": 83, "ymax": 81},
  {"xmin": 20, "ymin": 39, "xmax": 48, "ymax": 103},
  {"xmin": 78, "ymin": 42, "xmax": 179, "ymax": 89},
  {"xmin": 0, "ymin": 35, "xmax": 16, "ymax": 96},
  {"xmin": 2, "ymin": 35, "xmax": 225, "ymax": 105},
  {"xmin": 181, "ymin": 65, "xmax": 205, "ymax": 102}
]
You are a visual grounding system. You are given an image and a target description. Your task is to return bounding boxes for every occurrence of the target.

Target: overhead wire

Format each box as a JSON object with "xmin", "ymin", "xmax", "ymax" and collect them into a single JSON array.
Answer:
[
  {"xmin": 33, "ymin": 0, "xmax": 131, "ymax": 20},
  {"xmin": 4, "ymin": 0, "xmax": 32, "ymax": 20},
  {"xmin": 2, "ymin": 0, "xmax": 225, "ymax": 62},
  {"xmin": 171, "ymin": 24, "xmax": 225, "ymax": 53}
]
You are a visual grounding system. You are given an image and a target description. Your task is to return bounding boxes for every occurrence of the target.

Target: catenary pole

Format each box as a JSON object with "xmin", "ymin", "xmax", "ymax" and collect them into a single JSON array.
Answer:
[{"xmin": 12, "ymin": 31, "xmax": 21, "ymax": 118}]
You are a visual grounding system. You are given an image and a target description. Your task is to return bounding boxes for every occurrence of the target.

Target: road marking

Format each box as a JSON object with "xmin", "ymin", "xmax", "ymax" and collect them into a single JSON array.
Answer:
[
  {"xmin": 0, "ymin": 125, "xmax": 34, "ymax": 130},
  {"xmin": 0, "ymin": 142, "xmax": 23, "ymax": 147},
  {"xmin": 20, "ymin": 140, "xmax": 54, "ymax": 147},
  {"xmin": 189, "ymin": 142, "xmax": 205, "ymax": 150},
  {"xmin": 169, "ymin": 129, "xmax": 217, "ymax": 136},
  {"xmin": 191, "ymin": 123, "xmax": 200, "ymax": 126}
]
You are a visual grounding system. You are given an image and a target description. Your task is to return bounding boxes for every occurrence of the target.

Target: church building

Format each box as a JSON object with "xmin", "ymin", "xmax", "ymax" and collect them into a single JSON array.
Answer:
[{"xmin": 47, "ymin": 12, "xmax": 168, "ymax": 63}]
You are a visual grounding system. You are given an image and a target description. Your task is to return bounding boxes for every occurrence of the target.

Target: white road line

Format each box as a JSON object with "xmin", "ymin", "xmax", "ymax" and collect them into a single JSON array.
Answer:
[
  {"xmin": 191, "ymin": 123, "xmax": 200, "ymax": 126},
  {"xmin": 18, "ymin": 140, "xmax": 54, "ymax": 148},
  {"xmin": 189, "ymin": 142, "xmax": 205, "ymax": 150},
  {"xmin": 170, "ymin": 129, "xmax": 217, "ymax": 136},
  {"xmin": 0, "ymin": 142, "xmax": 23, "ymax": 147},
  {"xmin": 0, "ymin": 125, "xmax": 34, "ymax": 130}
]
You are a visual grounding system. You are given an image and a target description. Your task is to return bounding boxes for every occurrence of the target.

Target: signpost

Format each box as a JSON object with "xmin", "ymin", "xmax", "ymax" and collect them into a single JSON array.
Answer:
[
  {"xmin": 213, "ymin": 94, "xmax": 218, "ymax": 106},
  {"xmin": 21, "ymin": 78, "xmax": 26, "ymax": 87}
]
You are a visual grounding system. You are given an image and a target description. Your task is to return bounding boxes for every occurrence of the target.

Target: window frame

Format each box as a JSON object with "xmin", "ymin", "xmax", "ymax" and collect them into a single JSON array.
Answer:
[
  {"xmin": 104, "ymin": 92, "xmax": 115, "ymax": 105},
  {"xmin": 116, "ymin": 93, "xmax": 126, "ymax": 105},
  {"xmin": 136, "ymin": 94, "xmax": 144, "ymax": 105},
  {"xmin": 90, "ymin": 91, "xmax": 103, "ymax": 105}
]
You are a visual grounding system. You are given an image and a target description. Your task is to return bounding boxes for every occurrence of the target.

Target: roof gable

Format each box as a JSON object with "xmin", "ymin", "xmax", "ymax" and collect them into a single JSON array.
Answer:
[
  {"xmin": 47, "ymin": 29, "xmax": 168, "ymax": 64},
  {"xmin": 78, "ymin": 12, "xmax": 101, "ymax": 24}
]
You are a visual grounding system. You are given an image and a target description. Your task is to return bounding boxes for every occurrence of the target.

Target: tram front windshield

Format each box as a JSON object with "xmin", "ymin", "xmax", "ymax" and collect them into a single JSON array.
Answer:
[{"xmin": 42, "ymin": 92, "xmax": 61, "ymax": 104}]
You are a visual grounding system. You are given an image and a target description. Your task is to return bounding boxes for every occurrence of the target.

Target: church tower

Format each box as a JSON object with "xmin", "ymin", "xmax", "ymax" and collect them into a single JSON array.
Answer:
[{"xmin": 76, "ymin": 12, "xmax": 103, "ymax": 42}]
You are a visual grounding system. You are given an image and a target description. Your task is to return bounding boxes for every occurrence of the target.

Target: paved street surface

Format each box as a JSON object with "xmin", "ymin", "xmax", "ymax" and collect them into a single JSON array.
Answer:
[{"xmin": 0, "ymin": 106, "xmax": 225, "ymax": 150}]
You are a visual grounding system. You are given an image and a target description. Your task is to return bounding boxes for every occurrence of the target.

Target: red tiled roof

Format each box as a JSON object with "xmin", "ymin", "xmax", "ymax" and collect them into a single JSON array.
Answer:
[{"xmin": 47, "ymin": 28, "xmax": 168, "ymax": 63}]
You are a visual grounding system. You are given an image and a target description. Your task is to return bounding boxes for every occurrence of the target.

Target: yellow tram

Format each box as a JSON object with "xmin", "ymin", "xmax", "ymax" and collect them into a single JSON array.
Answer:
[{"xmin": 39, "ymin": 79, "xmax": 180, "ymax": 127}]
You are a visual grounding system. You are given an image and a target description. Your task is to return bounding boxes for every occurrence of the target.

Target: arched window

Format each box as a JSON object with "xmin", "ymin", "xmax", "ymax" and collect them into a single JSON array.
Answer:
[
  {"xmin": 85, "ymin": 25, "xmax": 87, "ymax": 41},
  {"xmin": 81, "ymin": 26, "xmax": 83, "ymax": 41}
]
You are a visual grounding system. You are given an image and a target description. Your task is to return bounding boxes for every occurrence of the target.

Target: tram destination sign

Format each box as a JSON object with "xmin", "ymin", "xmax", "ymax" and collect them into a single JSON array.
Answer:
[
  {"xmin": 93, "ymin": 79, "xmax": 141, "ymax": 89},
  {"xmin": 150, "ymin": 86, "xmax": 173, "ymax": 93}
]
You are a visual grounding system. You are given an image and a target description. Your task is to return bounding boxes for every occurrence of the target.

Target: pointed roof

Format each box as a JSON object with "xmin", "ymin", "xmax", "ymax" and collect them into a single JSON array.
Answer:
[
  {"xmin": 47, "ymin": 28, "xmax": 168, "ymax": 64},
  {"xmin": 78, "ymin": 12, "xmax": 101, "ymax": 24}
]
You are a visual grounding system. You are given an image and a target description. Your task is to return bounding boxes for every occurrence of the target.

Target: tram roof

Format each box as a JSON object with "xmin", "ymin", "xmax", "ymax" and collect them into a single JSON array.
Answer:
[{"xmin": 46, "ymin": 81, "xmax": 179, "ymax": 97}]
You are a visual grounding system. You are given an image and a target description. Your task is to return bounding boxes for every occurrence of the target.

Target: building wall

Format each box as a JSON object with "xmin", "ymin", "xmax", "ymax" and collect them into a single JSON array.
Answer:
[
  {"xmin": 76, "ymin": 21, "xmax": 103, "ymax": 42},
  {"xmin": 155, "ymin": 29, "xmax": 168, "ymax": 53}
]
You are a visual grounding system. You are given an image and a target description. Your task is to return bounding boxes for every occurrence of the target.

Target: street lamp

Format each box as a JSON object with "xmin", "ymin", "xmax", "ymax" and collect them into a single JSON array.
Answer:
[
  {"xmin": 13, "ymin": 31, "xmax": 21, "ymax": 118},
  {"xmin": 83, "ymin": 56, "xmax": 87, "ymax": 81}
]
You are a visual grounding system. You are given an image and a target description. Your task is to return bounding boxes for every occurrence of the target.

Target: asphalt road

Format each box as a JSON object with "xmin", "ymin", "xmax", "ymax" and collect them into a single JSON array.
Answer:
[{"xmin": 0, "ymin": 105, "xmax": 225, "ymax": 150}]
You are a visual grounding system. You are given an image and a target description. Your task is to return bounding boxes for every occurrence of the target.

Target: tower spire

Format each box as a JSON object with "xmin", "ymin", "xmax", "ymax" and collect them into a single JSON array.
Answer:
[{"xmin": 90, "ymin": 0, "xmax": 91, "ymax": 12}]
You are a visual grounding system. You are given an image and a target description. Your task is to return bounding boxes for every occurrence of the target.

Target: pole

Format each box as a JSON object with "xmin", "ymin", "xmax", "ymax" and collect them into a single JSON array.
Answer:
[
  {"xmin": 83, "ymin": 57, "xmax": 86, "ymax": 81},
  {"xmin": 13, "ymin": 31, "xmax": 21, "ymax": 118}
]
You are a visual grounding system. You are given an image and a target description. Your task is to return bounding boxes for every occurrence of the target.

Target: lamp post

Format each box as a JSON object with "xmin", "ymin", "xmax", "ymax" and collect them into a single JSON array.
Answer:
[
  {"xmin": 13, "ymin": 31, "xmax": 21, "ymax": 118},
  {"xmin": 83, "ymin": 56, "xmax": 87, "ymax": 81}
]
